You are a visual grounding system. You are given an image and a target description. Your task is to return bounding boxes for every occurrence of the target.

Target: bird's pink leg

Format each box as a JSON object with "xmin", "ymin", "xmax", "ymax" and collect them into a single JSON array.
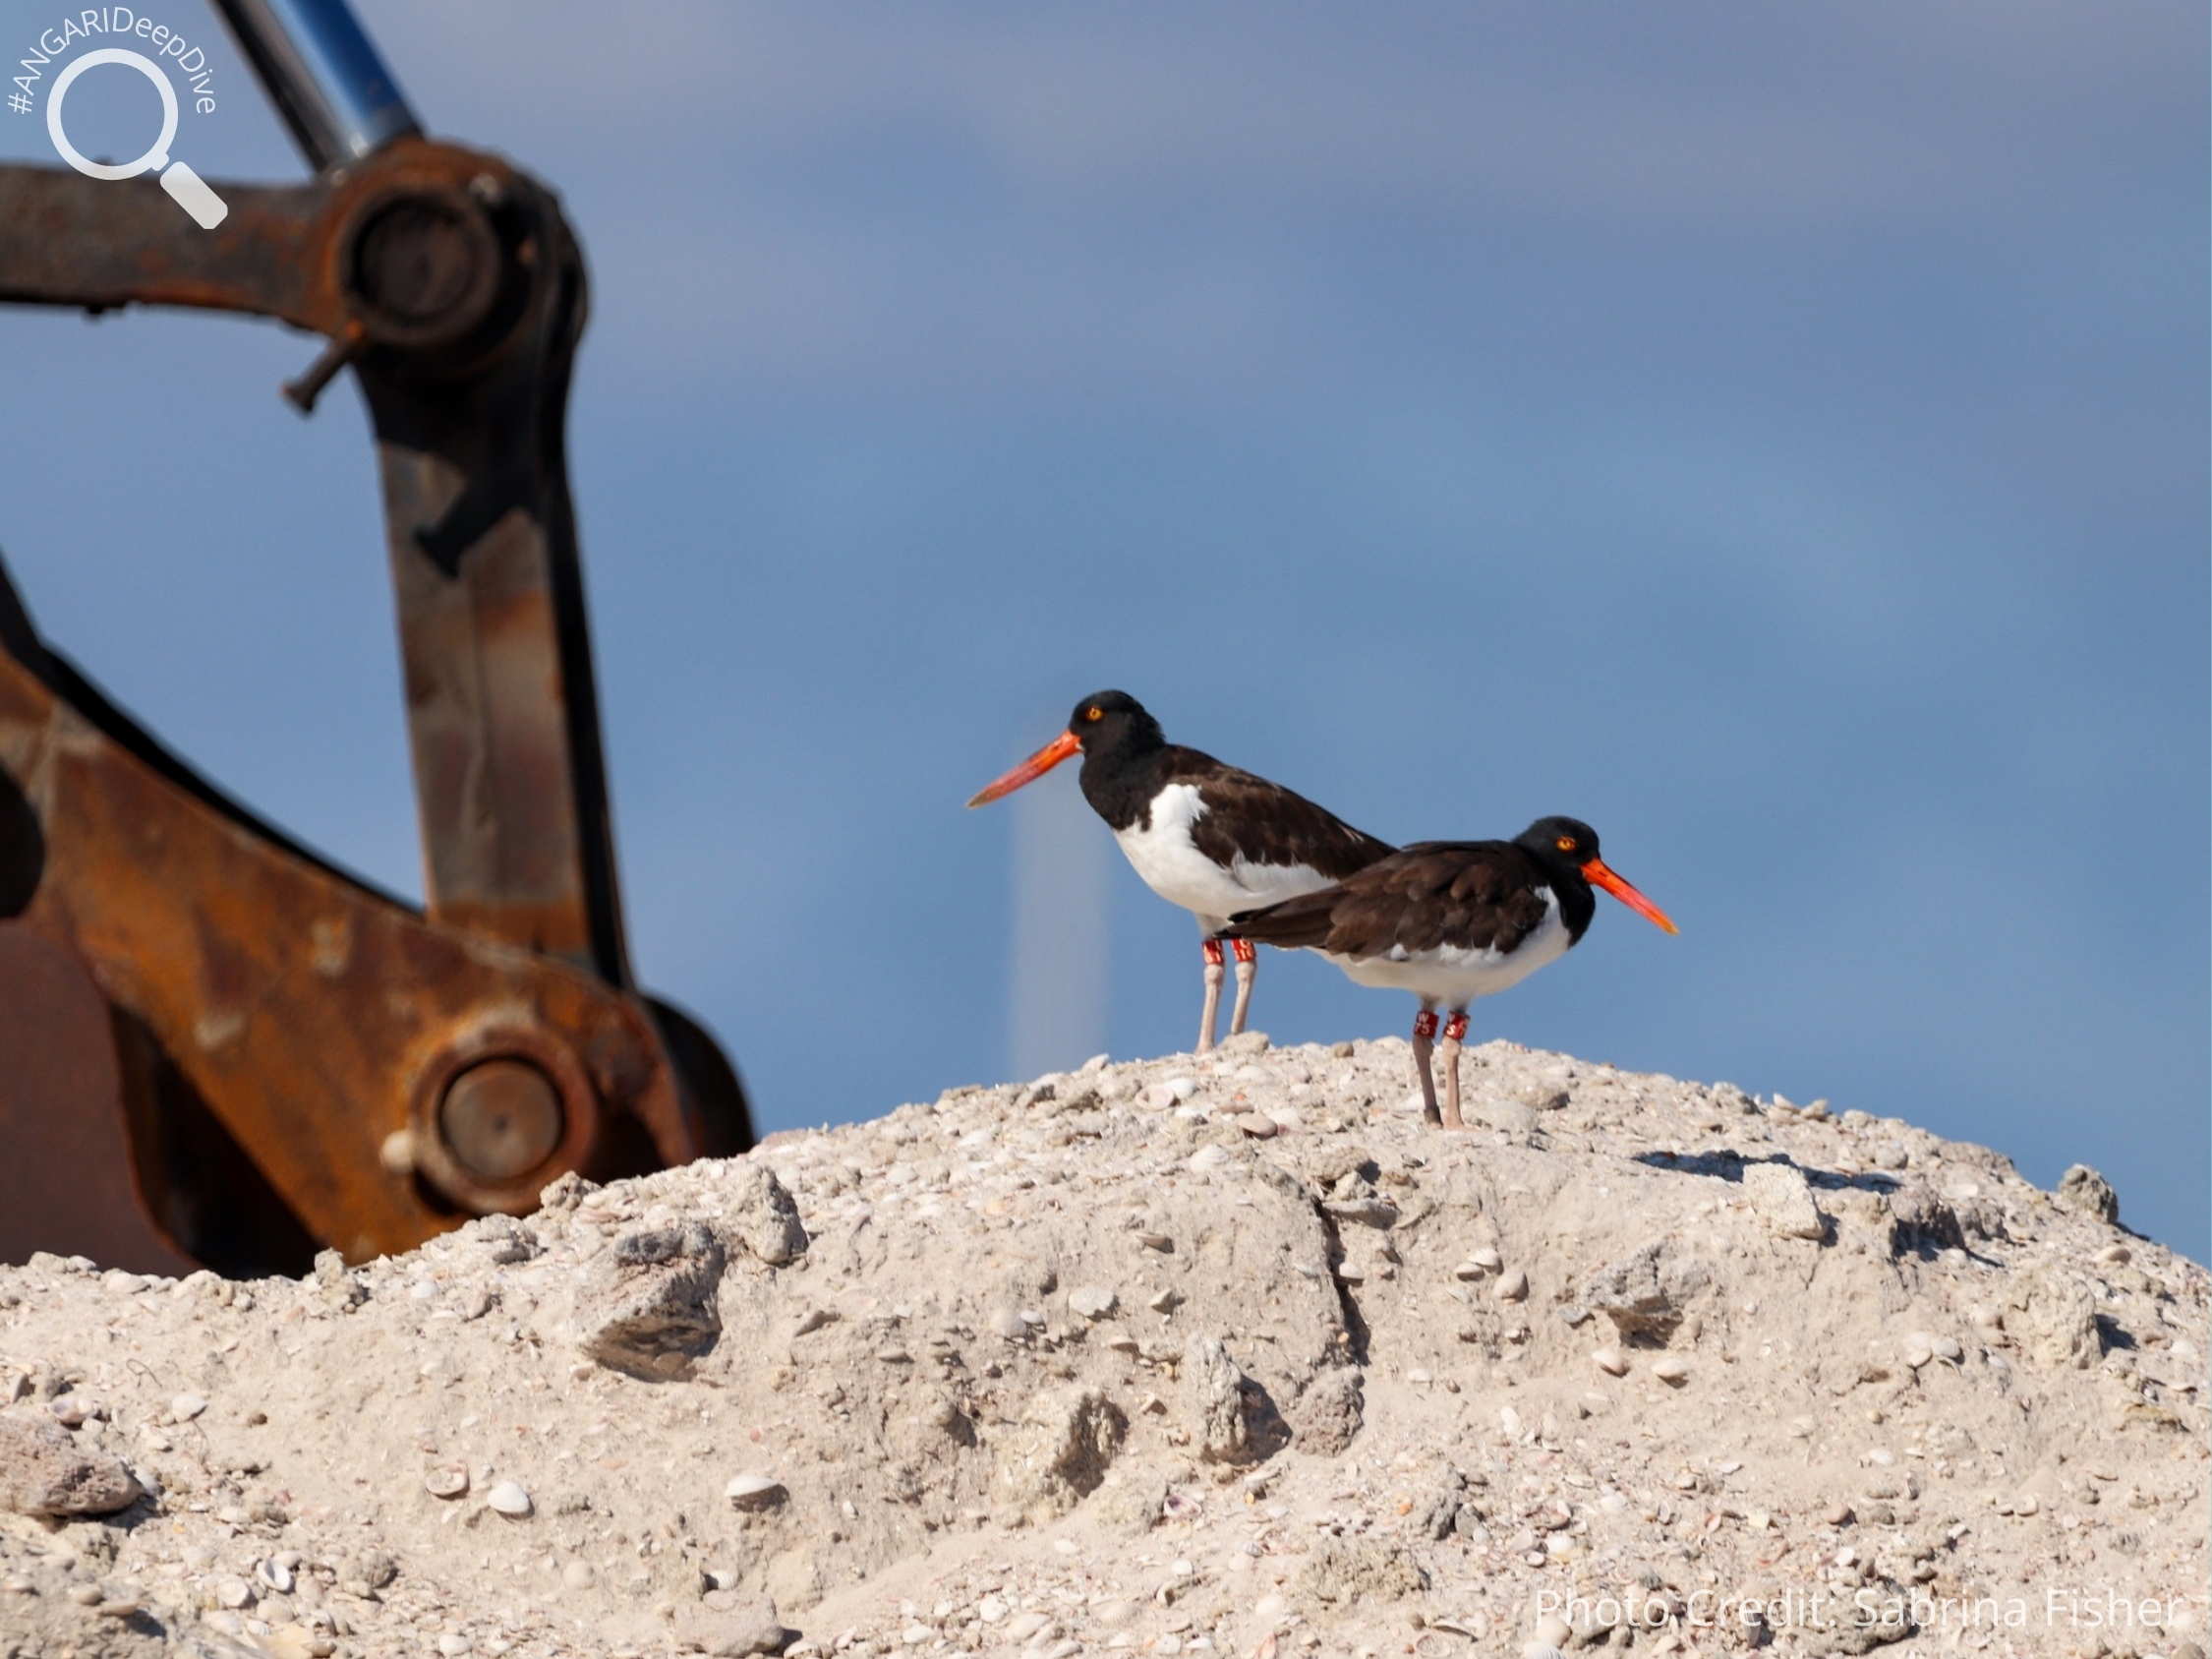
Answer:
[
  {"xmin": 1197, "ymin": 938, "xmax": 1226, "ymax": 1055},
  {"xmin": 1439, "ymin": 1011, "xmax": 1470, "ymax": 1129},
  {"xmin": 1412, "ymin": 1009, "xmax": 1440, "ymax": 1125},
  {"xmin": 1228, "ymin": 938, "xmax": 1258, "ymax": 1037}
]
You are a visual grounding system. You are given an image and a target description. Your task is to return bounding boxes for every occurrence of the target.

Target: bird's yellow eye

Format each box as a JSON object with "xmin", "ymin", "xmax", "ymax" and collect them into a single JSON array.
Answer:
[
  {"xmin": 1555, "ymin": 835, "xmax": 1576, "ymax": 853},
  {"xmin": 1084, "ymin": 706, "xmax": 1103, "ymax": 722}
]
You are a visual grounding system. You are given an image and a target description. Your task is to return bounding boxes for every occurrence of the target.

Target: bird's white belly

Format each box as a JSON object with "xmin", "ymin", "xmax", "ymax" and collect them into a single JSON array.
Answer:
[
  {"xmin": 1330, "ymin": 889, "xmax": 1571, "ymax": 1006},
  {"xmin": 1113, "ymin": 783, "xmax": 1337, "ymax": 930}
]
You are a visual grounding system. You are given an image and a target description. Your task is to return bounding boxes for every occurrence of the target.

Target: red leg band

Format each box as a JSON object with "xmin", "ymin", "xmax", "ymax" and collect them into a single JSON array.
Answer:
[
  {"xmin": 1442, "ymin": 1012, "xmax": 1469, "ymax": 1041},
  {"xmin": 1231, "ymin": 938, "xmax": 1256, "ymax": 964},
  {"xmin": 1412, "ymin": 1011, "xmax": 1439, "ymax": 1041},
  {"xmin": 1203, "ymin": 938, "xmax": 1226, "ymax": 967}
]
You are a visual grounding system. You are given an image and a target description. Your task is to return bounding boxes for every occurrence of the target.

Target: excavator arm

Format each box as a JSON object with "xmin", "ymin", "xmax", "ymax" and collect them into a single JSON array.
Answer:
[{"xmin": 0, "ymin": 0, "xmax": 748, "ymax": 1274}]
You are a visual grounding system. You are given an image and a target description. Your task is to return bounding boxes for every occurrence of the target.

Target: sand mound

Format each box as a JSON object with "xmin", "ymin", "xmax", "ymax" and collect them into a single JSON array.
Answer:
[{"xmin": 0, "ymin": 1037, "xmax": 2204, "ymax": 1659}]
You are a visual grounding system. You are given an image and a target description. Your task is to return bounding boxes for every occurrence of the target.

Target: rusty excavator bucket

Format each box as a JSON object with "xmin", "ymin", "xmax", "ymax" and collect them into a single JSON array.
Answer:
[{"xmin": 0, "ymin": 0, "xmax": 750, "ymax": 1276}]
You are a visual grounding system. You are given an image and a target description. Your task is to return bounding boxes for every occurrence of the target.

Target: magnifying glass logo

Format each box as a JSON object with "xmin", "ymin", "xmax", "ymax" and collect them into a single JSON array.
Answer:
[{"xmin": 46, "ymin": 48, "xmax": 228, "ymax": 230}]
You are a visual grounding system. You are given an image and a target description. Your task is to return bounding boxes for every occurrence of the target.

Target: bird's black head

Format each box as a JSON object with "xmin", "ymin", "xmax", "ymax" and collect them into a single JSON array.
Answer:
[
  {"xmin": 1514, "ymin": 816, "xmax": 1677, "ymax": 934},
  {"xmin": 966, "ymin": 689, "xmax": 1166, "ymax": 809},
  {"xmin": 1515, "ymin": 815, "xmax": 1603, "ymax": 877},
  {"xmin": 1067, "ymin": 689, "xmax": 1165, "ymax": 757}
]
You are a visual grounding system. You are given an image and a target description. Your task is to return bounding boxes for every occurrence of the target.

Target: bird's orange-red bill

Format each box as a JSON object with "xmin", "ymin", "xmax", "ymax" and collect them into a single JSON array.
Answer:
[
  {"xmin": 965, "ymin": 729, "xmax": 1081, "ymax": 807},
  {"xmin": 1582, "ymin": 858, "xmax": 1678, "ymax": 934}
]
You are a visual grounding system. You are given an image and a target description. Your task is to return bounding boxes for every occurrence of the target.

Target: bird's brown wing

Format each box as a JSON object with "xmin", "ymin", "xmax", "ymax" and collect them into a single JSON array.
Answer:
[
  {"xmin": 1161, "ymin": 748, "xmax": 1394, "ymax": 881},
  {"xmin": 1226, "ymin": 842, "xmax": 1553, "ymax": 959}
]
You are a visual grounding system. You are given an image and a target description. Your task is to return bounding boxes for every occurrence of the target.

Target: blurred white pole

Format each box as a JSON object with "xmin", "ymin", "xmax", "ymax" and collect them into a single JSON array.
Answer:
[{"xmin": 1005, "ymin": 770, "xmax": 1109, "ymax": 1082}]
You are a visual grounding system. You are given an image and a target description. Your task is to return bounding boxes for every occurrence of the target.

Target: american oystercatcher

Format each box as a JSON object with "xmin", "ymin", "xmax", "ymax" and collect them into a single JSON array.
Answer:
[
  {"xmin": 967, "ymin": 690, "xmax": 1394, "ymax": 1054},
  {"xmin": 1221, "ymin": 816, "xmax": 1675, "ymax": 1125}
]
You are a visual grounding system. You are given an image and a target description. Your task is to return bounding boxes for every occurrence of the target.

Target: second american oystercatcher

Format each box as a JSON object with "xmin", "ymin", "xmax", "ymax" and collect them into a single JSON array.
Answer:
[
  {"xmin": 967, "ymin": 690, "xmax": 1394, "ymax": 1054},
  {"xmin": 1221, "ymin": 816, "xmax": 1675, "ymax": 1125}
]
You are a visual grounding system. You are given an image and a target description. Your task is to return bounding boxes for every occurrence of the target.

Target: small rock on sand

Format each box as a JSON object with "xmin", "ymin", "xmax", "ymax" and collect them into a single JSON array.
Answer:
[
  {"xmin": 576, "ymin": 1221, "xmax": 727, "ymax": 1379},
  {"xmin": 1287, "ymin": 1368, "xmax": 1364, "ymax": 1455},
  {"xmin": 1474, "ymin": 1097, "xmax": 1540, "ymax": 1133},
  {"xmin": 1302, "ymin": 1535, "xmax": 1427, "ymax": 1604},
  {"xmin": 1068, "ymin": 1286, "xmax": 1118, "ymax": 1320},
  {"xmin": 1583, "ymin": 1242, "xmax": 1708, "ymax": 1343},
  {"xmin": 1743, "ymin": 1162, "xmax": 1827, "ymax": 1240},
  {"xmin": 2056, "ymin": 1163, "xmax": 2120, "ymax": 1224},
  {"xmin": 689, "ymin": 1590, "xmax": 787, "ymax": 1656},
  {"xmin": 1091, "ymin": 1472, "xmax": 1169, "ymax": 1535},
  {"xmin": 1184, "ymin": 1334, "xmax": 1254, "ymax": 1463},
  {"xmin": 0, "ymin": 1413, "xmax": 140, "ymax": 1515},
  {"xmin": 725, "ymin": 1163, "xmax": 810, "ymax": 1264},
  {"xmin": 991, "ymin": 1387, "xmax": 1127, "ymax": 1520},
  {"xmin": 2009, "ymin": 1269, "xmax": 2103, "ymax": 1369}
]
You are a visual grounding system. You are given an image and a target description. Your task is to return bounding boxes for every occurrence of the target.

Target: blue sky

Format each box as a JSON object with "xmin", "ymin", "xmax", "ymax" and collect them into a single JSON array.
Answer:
[{"xmin": 1, "ymin": 2, "xmax": 2204, "ymax": 1257}]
